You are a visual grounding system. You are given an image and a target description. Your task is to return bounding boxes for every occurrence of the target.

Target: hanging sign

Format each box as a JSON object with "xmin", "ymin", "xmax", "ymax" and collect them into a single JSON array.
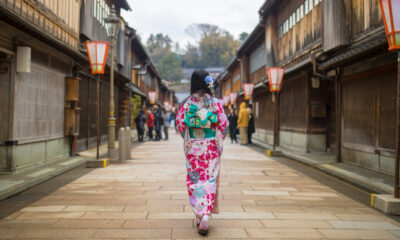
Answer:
[
  {"xmin": 255, "ymin": 102, "xmax": 259, "ymax": 118},
  {"xmin": 243, "ymin": 83, "xmax": 255, "ymax": 100},
  {"xmin": 148, "ymin": 91, "xmax": 157, "ymax": 105}
]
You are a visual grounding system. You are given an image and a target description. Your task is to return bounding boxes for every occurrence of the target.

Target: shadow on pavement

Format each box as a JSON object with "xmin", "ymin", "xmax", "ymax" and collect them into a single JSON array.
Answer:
[
  {"xmin": 0, "ymin": 166, "xmax": 94, "ymax": 219},
  {"xmin": 246, "ymin": 143, "xmax": 400, "ymax": 223},
  {"xmin": 0, "ymin": 140, "xmax": 146, "ymax": 220}
]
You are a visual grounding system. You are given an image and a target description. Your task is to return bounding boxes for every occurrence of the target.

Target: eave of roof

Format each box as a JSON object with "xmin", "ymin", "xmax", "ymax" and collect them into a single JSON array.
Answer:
[
  {"xmin": 258, "ymin": 0, "xmax": 278, "ymax": 19},
  {"xmin": 130, "ymin": 36, "xmax": 162, "ymax": 80},
  {"xmin": 118, "ymin": 0, "xmax": 131, "ymax": 11},
  {"xmin": 237, "ymin": 24, "xmax": 265, "ymax": 56}
]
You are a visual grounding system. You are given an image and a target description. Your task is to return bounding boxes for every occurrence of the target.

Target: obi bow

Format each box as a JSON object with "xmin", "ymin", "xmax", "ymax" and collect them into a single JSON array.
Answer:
[{"xmin": 184, "ymin": 104, "xmax": 218, "ymax": 128}]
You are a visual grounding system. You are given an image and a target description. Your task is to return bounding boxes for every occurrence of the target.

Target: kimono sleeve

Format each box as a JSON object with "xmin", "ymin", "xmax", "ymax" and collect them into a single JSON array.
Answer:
[
  {"xmin": 215, "ymin": 100, "xmax": 229, "ymax": 138},
  {"xmin": 176, "ymin": 101, "xmax": 187, "ymax": 136}
]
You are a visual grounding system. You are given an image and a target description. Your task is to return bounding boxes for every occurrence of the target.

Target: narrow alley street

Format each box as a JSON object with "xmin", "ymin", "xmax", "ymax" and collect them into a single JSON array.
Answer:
[{"xmin": 0, "ymin": 131, "xmax": 400, "ymax": 239}]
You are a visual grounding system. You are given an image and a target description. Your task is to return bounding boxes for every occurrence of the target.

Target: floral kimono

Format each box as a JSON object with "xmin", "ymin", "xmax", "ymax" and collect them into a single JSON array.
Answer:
[{"xmin": 176, "ymin": 94, "xmax": 228, "ymax": 217}]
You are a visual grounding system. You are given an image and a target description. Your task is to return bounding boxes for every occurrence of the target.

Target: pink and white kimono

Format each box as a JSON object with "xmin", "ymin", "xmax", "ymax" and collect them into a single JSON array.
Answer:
[{"xmin": 176, "ymin": 94, "xmax": 228, "ymax": 217}]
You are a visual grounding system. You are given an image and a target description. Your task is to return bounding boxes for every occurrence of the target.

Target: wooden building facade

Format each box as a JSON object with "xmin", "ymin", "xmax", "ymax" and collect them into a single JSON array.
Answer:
[
  {"xmin": 0, "ymin": 0, "xmax": 175, "ymax": 172},
  {"xmin": 76, "ymin": 0, "xmax": 132, "ymax": 152},
  {"xmin": 316, "ymin": 0, "xmax": 397, "ymax": 175},
  {"xmin": 0, "ymin": 0, "xmax": 84, "ymax": 171},
  {"xmin": 221, "ymin": 0, "xmax": 395, "ymax": 175}
]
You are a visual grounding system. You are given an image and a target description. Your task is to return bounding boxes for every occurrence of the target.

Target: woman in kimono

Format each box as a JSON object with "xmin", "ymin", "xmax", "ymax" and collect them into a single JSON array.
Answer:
[{"xmin": 176, "ymin": 69, "xmax": 228, "ymax": 235}]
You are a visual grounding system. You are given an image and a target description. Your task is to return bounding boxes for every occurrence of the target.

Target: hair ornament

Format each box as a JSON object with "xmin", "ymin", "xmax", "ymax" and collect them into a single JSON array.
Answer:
[{"xmin": 205, "ymin": 75, "xmax": 216, "ymax": 90}]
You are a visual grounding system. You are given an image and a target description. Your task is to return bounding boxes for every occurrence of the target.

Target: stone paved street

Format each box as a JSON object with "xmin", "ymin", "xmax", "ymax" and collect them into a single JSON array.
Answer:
[{"xmin": 1, "ymin": 131, "xmax": 400, "ymax": 239}]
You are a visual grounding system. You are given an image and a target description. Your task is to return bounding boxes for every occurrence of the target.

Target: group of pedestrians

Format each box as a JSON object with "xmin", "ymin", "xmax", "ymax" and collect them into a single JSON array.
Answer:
[
  {"xmin": 135, "ymin": 106, "xmax": 175, "ymax": 142},
  {"xmin": 227, "ymin": 102, "xmax": 255, "ymax": 145}
]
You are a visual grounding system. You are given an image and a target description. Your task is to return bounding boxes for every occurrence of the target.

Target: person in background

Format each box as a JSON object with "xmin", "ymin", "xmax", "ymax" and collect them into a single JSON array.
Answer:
[
  {"xmin": 154, "ymin": 107, "xmax": 163, "ymax": 141},
  {"xmin": 227, "ymin": 108, "xmax": 238, "ymax": 143},
  {"xmin": 237, "ymin": 102, "xmax": 250, "ymax": 145},
  {"xmin": 172, "ymin": 110, "xmax": 178, "ymax": 132},
  {"xmin": 147, "ymin": 109, "xmax": 155, "ymax": 141},
  {"xmin": 247, "ymin": 104, "xmax": 255, "ymax": 144},
  {"xmin": 135, "ymin": 110, "xmax": 146, "ymax": 142},
  {"xmin": 163, "ymin": 110, "xmax": 170, "ymax": 140}
]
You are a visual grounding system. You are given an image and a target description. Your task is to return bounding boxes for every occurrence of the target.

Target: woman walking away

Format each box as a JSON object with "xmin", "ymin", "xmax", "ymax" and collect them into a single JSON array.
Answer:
[
  {"xmin": 135, "ymin": 110, "xmax": 146, "ymax": 142},
  {"xmin": 176, "ymin": 69, "xmax": 228, "ymax": 236},
  {"xmin": 227, "ymin": 108, "xmax": 238, "ymax": 143},
  {"xmin": 237, "ymin": 102, "xmax": 250, "ymax": 145},
  {"xmin": 147, "ymin": 109, "xmax": 154, "ymax": 140}
]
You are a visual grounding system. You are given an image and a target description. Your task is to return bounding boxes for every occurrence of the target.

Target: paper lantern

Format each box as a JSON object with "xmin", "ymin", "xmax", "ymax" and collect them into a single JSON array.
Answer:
[
  {"xmin": 85, "ymin": 41, "xmax": 109, "ymax": 74},
  {"xmin": 223, "ymin": 96, "xmax": 230, "ymax": 106},
  {"xmin": 148, "ymin": 91, "xmax": 157, "ymax": 105},
  {"xmin": 379, "ymin": 0, "xmax": 400, "ymax": 51},
  {"xmin": 230, "ymin": 92, "xmax": 237, "ymax": 105},
  {"xmin": 267, "ymin": 67, "xmax": 285, "ymax": 92},
  {"xmin": 243, "ymin": 83, "xmax": 255, "ymax": 100}
]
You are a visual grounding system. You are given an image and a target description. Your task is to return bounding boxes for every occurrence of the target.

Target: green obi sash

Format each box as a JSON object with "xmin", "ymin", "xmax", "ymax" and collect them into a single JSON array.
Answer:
[{"xmin": 184, "ymin": 104, "xmax": 218, "ymax": 139}]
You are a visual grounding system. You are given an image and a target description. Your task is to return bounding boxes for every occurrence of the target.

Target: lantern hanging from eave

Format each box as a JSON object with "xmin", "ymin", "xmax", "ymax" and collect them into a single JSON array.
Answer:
[
  {"xmin": 85, "ymin": 41, "xmax": 109, "ymax": 74},
  {"xmin": 164, "ymin": 101, "xmax": 170, "ymax": 109},
  {"xmin": 379, "ymin": 0, "xmax": 400, "ymax": 51},
  {"xmin": 223, "ymin": 96, "xmax": 230, "ymax": 107},
  {"xmin": 148, "ymin": 91, "xmax": 157, "ymax": 105},
  {"xmin": 230, "ymin": 92, "xmax": 237, "ymax": 105},
  {"xmin": 267, "ymin": 67, "xmax": 285, "ymax": 92},
  {"xmin": 243, "ymin": 83, "xmax": 255, "ymax": 100}
]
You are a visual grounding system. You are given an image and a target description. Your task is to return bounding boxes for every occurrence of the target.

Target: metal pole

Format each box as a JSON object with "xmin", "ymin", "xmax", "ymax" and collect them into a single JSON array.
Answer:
[
  {"xmin": 96, "ymin": 74, "xmax": 100, "ymax": 159},
  {"xmin": 335, "ymin": 70, "xmax": 342, "ymax": 163},
  {"xmin": 108, "ymin": 38, "xmax": 116, "ymax": 161},
  {"xmin": 395, "ymin": 52, "xmax": 400, "ymax": 198},
  {"xmin": 273, "ymin": 92, "xmax": 277, "ymax": 151}
]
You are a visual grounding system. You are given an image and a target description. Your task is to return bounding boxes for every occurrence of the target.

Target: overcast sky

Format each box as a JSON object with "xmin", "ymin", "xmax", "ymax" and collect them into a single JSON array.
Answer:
[{"xmin": 121, "ymin": 0, "xmax": 265, "ymax": 49}]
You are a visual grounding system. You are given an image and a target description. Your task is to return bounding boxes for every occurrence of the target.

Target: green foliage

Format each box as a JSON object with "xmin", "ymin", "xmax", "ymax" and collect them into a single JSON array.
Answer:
[
  {"xmin": 183, "ymin": 43, "xmax": 201, "ymax": 68},
  {"xmin": 146, "ymin": 24, "xmax": 241, "ymax": 81},
  {"xmin": 130, "ymin": 95, "xmax": 142, "ymax": 128},
  {"xmin": 184, "ymin": 24, "xmax": 241, "ymax": 68},
  {"xmin": 239, "ymin": 32, "xmax": 249, "ymax": 42},
  {"xmin": 146, "ymin": 33, "xmax": 183, "ymax": 82}
]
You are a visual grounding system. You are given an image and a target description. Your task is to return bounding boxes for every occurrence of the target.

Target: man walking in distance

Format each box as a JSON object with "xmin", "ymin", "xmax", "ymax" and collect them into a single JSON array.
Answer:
[{"xmin": 247, "ymin": 104, "xmax": 255, "ymax": 144}]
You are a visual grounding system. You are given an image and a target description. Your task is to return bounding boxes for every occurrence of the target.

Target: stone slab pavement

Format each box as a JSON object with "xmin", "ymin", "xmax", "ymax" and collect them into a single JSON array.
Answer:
[{"xmin": 1, "ymin": 130, "xmax": 400, "ymax": 239}]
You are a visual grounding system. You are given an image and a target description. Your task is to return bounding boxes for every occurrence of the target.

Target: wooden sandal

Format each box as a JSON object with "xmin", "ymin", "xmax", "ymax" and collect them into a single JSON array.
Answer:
[{"xmin": 198, "ymin": 215, "xmax": 209, "ymax": 236}]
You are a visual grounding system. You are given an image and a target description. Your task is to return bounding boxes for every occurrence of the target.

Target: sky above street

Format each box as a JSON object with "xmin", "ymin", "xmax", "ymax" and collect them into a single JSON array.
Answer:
[{"xmin": 122, "ymin": 0, "xmax": 265, "ymax": 49}]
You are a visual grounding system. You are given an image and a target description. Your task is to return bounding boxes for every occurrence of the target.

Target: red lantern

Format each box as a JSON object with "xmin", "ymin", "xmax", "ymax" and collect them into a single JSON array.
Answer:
[
  {"xmin": 230, "ymin": 92, "xmax": 237, "ymax": 105},
  {"xmin": 164, "ymin": 101, "xmax": 170, "ymax": 109},
  {"xmin": 379, "ymin": 0, "xmax": 400, "ymax": 51},
  {"xmin": 267, "ymin": 67, "xmax": 285, "ymax": 92},
  {"xmin": 243, "ymin": 83, "xmax": 255, "ymax": 100},
  {"xmin": 223, "ymin": 96, "xmax": 230, "ymax": 106},
  {"xmin": 148, "ymin": 91, "xmax": 157, "ymax": 105},
  {"xmin": 85, "ymin": 41, "xmax": 109, "ymax": 74}
]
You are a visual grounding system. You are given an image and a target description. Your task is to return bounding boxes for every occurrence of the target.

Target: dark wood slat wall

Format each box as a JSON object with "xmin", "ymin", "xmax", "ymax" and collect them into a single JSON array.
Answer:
[
  {"xmin": 279, "ymin": 73, "xmax": 307, "ymax": 131},
  {"xmin": 0, "ymin": 61, "xmax": 11, "ymax": 143},
  {"xmin": 342, "ymin": 65, "xmax": 396, "ymax": 151},
  {"xmin": 276, "ymin": 0, "xmax": 322, "ymax": 65},
  {"xmin": 349, "ymin": 0, "xmax": 382, "ymax": 39},
  {"xmin": 253, "ymin": 90, "xmax": 274, "ymax": 131}
]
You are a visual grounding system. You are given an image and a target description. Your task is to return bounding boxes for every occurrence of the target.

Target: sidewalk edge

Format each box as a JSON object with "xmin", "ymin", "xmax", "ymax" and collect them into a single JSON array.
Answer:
[
  {"xmin": 250, "ymin": 138, "xmax": 393, "ymax": 195},
  {"xmin": 0, "ymin": 156, "xmax": 87, "ymax": 201}
]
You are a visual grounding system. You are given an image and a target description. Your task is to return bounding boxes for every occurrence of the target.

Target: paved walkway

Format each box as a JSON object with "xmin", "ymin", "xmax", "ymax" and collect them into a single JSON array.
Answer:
[{"xmin": 1, "ymin": 131, "xmax": 400, "ymax": 239}]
